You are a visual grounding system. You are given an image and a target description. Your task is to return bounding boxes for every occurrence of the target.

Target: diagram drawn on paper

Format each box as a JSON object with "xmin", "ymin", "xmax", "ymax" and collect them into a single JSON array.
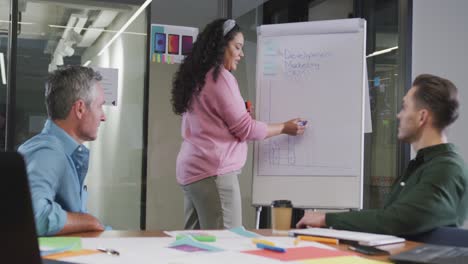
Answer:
[{"xmin": 257, "ymin": 34, "xmax": 362, "ymax": 177}]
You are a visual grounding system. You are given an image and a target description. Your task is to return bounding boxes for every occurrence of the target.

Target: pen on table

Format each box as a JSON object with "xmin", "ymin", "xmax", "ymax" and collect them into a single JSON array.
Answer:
[
  {"xmin": 97, "ymin": 247, "xmax": 120, "ymax": 256},
  {"xmin": 252, "ymin": 238, "xmax": 276, "ymax": 246},
  {"xmin": 294, "ymin": 235, "xmax": 339, "ymax": 245},
  {"xmin": 256, "ymin": 243, "xmax": 286, "ymax": 253}
]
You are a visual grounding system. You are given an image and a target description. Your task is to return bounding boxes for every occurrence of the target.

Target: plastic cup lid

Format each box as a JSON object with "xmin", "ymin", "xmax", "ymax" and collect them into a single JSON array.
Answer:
[{"xmin": 271, "ymin": 200, "xmax": 293, "ymax": 208}]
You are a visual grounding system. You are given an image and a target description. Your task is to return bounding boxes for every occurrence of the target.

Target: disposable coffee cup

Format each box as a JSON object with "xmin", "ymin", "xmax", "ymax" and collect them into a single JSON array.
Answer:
[{"xmin": 271, "ymin": 200, "xmax": 293, "ymax": 235}]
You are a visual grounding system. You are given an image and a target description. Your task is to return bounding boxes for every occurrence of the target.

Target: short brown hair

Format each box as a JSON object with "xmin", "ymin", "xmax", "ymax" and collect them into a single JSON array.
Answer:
[{"xmin": 412, "ymin": 74, "xmax": 459, "ymax": 130}]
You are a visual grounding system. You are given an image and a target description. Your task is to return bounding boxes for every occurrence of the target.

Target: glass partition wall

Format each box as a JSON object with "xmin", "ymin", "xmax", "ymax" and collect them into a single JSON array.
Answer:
[
  {"xmin": 361, "ymin": 0, "xmax": 402, "ymax": 208},
  {"xmin": 0, "ymin": 0, "xmax": 10, "ymax": 151},
  {"xmin": 2, "ymin": 0, "xmax": 149, "ymax": 230}
]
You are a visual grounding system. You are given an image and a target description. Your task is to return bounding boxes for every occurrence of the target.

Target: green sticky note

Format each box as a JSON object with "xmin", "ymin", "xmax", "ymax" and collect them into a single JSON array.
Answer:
[
  {"xmin": 38, "ymin": 237, "xmax": 82, "ymax": 255},
  {"xmin": 176, "ymin": 234, "xmax": 216, "ymax": 242},
  {"xmin": 170, "ymin": 236, "xmax": 223, "ymax": 252}
]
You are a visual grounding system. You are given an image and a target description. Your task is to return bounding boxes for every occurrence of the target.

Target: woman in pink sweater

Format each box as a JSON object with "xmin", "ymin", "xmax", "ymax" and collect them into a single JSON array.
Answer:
[{"xmin": 171, "ymin": 18, "xmax": 306, "ymax": 229}]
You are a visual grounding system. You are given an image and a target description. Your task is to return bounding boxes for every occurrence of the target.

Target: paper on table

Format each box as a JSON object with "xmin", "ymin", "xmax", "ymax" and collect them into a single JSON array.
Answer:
[
  {"xmin": 165, "ymin": 227, "xmax": 260, "ymax": 239},
  {"xmin": 63, "ymin": 237, "xmax": 189, "ymax": 264},
  {"xmin": 167, "ymin": 251, "xmax": 285, "ymax": 264},
  {"xmin": 67, "ymin": 237, "xmax": 285, "ymax": 264},
  {"xmin": 301, "ymin": 256, "xmax": 388, "ymax": 264},
  {"xmin": 208, "ymin": 236, "xmax": 336, "ymax": 252},
  {"xmin": 164, "ymin": 229, "xmax": 243, "ymax": 239},
  {"xmin": 60, "ymin": 236, "xmax": 339, "ymax": 264},
  {"xmin": 290, "ymin": 228, "xmax": 405, "ymax": 246}
]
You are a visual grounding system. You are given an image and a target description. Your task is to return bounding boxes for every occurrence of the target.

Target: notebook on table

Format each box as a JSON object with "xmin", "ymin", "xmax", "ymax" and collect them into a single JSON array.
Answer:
[
  {"xmin": 390, "ymin": 244, "xmax": 468, "ymax": 264},
  {"xmin": 290, "ymin": 228, "xmax": 405, "ymax": 246},
  {"xmin": 0, "ymin": 152, "xmax": 72, "ymax": 264}
]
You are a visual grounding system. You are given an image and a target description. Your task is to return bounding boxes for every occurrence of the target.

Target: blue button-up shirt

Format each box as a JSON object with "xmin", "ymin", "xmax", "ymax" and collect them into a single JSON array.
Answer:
[{"xmin": 18, "ymin": 119, "xmax": 90, "ymax": 236}]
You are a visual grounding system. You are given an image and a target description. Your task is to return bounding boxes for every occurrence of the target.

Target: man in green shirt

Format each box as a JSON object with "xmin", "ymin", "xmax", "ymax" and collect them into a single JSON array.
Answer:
[{"xmin": 297, "ymin": 74, "xmax": 468, "ymax": 236}]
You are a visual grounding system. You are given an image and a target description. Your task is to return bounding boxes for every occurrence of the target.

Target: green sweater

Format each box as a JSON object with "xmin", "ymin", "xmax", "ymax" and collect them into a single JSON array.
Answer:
[{"xmin": 326, "ymin": 143, "xmax": 468, "ymax": 236}]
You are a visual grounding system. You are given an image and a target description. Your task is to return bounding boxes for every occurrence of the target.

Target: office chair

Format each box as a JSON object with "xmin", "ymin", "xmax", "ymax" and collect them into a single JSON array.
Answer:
[
  {"xmin": 405, "ymin": 227, "xmax": 468, "ymax": 247},
  {"xmin": 0, "ymin": 152, "xmax": 71, "ymax": 264}
]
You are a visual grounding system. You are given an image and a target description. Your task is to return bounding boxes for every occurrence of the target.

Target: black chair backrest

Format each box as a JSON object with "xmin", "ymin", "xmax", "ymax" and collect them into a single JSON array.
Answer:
[
  {"xmin": 0, "ymin": 152, "xmax": 42, "ymax": 264},
  {"xmin": 405, "ymin": 226, "xmax": 468, "ymax": 247}
]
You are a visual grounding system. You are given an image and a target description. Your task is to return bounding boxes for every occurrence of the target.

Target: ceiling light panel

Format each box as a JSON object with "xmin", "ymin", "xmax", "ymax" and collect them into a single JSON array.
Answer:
[{"xmin": 92, "ymin": 10, "xmax": 119, "ymax": 28}]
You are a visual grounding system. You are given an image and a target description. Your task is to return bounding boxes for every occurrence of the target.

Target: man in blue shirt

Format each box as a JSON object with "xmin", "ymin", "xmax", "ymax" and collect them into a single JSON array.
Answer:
[{"xmin": 19, "ymin": 66, "xmax": 106, "ymax": 236}]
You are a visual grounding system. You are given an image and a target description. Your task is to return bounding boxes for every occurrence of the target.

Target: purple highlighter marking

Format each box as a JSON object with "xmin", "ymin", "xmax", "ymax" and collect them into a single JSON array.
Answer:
[{"xmin": 169, "ymin": 244, "xmax": 208, "ymax": 252}]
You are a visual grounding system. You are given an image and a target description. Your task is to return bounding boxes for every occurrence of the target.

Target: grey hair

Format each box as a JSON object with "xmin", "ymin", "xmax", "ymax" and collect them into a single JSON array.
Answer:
[{"xmin": 45, "ymin": 66, "xmax": 102, "ymax": 120}]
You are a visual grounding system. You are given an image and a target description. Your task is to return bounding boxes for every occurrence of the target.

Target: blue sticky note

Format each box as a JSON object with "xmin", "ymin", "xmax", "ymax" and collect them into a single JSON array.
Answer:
[
  {"xmin": 229, "ymin": 226, "xmax": 260, "ymax": 238},
  {"xmin": 374, "ymin": 76, "xmax": 380, "ymax": 87}
]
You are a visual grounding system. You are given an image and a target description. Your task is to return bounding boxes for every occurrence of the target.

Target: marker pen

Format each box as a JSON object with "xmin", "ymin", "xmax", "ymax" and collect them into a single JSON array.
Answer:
[
  {"xmin": 256, "ymin": 243, "xmax": 286, "ymax": 253},
  {"xmin": 245, "ymin": 100, "xmax": 252, "ymax": 112}
]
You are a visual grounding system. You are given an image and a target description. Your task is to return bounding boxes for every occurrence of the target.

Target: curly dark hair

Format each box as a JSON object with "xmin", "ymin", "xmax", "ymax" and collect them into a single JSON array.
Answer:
[{"xmin": 171, "ymin": 18, "xmax": 241, "ymax": 115}]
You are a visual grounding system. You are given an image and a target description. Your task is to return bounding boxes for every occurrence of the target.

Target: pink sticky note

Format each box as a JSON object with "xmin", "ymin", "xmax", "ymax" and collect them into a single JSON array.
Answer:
[{"xmin": 243, "ymin": 246, "xmax": 355, "ymax": 261}]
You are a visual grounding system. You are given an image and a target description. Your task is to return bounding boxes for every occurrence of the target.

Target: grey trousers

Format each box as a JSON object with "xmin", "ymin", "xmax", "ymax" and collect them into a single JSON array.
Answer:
[{"xmin": 182, "ymin": 170, "xmax": 242, "ymax": 229}]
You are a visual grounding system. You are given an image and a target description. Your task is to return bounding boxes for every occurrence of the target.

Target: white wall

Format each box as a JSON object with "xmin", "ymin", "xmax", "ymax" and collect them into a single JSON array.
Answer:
[
  {"xmin": 146, "ymin": 0, "xmax": 221, "ymax": 230},
  {"xmin": 412, "ymin": 0, "xmax": 468, "ymax": 160},
  {"xmin": 82, "ymin": 9, "xmax": 147, "ymax": 230},
  {"xmin": 146, "ymin": 61, "xmax": 185, "ymax": 230}
]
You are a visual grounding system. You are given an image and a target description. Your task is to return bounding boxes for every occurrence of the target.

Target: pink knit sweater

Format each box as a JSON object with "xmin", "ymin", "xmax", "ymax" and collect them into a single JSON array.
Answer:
[{"xmin": 176, "ymin": 67, "xmax": 268, "ymax": 185}]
